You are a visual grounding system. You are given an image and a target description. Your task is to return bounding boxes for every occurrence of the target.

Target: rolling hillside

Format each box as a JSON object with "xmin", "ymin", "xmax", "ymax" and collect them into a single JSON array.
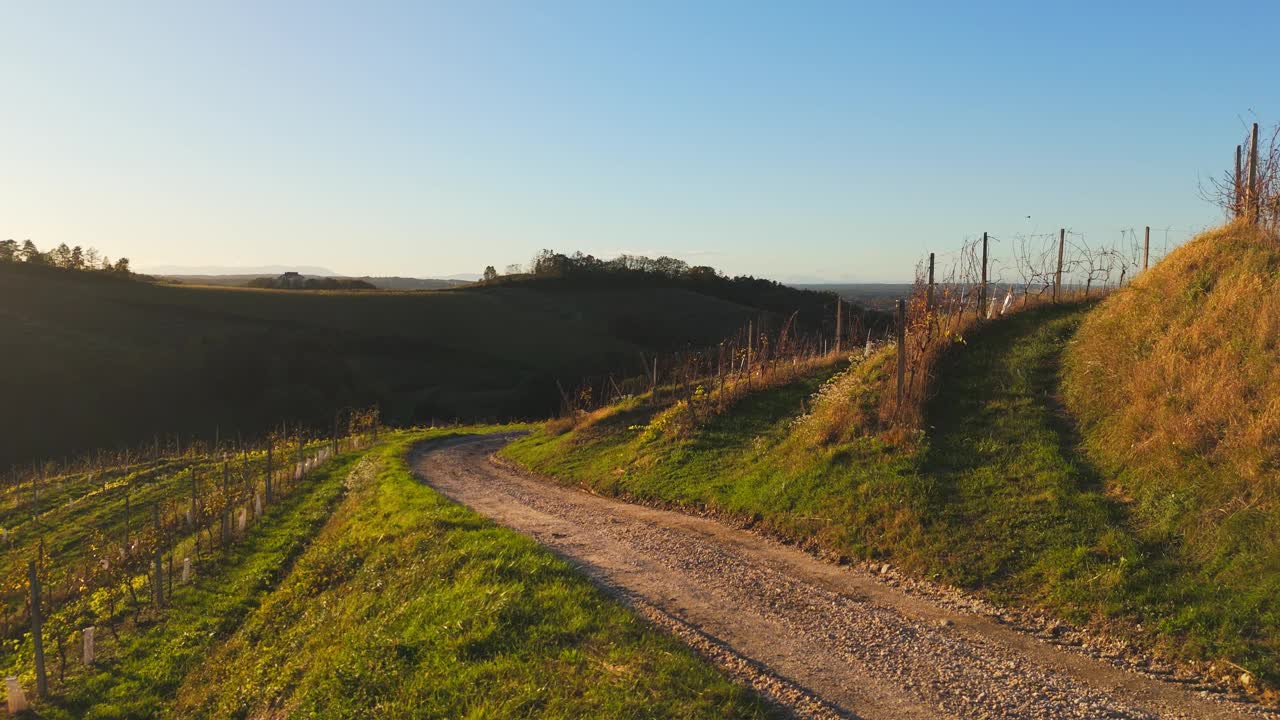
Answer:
[
  {"xmin": 0, "ymin": 262, "xmax": 824, "ymax": 465},
  {"xmin": 502, "ymin": 224, "xmax": 1280, "ymax": 702}
]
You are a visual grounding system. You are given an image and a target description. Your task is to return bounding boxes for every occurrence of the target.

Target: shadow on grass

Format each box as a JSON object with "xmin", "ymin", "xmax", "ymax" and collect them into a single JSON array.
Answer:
[{"xmin": 920, "ymin": 304, "xmax": 1129, "ymax": 587}]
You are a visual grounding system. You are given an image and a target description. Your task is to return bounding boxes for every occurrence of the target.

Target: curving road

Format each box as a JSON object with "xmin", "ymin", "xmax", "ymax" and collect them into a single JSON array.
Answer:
[{"xmin": 411, "ymin": 434, "xmax": 1270, "ymax": 720}]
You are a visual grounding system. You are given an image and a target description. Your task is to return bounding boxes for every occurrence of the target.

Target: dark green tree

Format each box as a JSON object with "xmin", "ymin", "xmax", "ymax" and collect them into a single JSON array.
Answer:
[{"xmin": 20, "ymin": 240, "xmax": 43, "ymax": 263}]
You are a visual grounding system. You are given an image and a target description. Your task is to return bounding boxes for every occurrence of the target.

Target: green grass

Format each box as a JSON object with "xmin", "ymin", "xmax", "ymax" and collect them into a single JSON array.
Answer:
[
  {"xmin": 172, "ymin": 431, "xmax": 777, "ymax": 719},
  {"xmin": 14, "ymin": 441, "xmax": 363, "ymax": 719},
  {"xmin": 4, "ymin": 425, "xmax": 771, "ymax": 717},
  {"xmin": 0, "ymin": 261, "xmax": 780, "ymax": 466},
  {"xmin": 503, "ymin": 303, "xmax": 1279, "ymax": 693}
]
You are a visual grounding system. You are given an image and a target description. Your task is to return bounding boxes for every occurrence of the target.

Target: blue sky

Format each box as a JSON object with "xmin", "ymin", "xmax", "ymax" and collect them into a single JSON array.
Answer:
[{"xmin": 1, "ymin": 2, "xmax": 1272, "ymax": 281}]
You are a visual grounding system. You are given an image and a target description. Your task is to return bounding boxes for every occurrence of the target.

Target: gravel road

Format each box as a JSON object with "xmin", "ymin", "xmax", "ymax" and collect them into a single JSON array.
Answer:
[{"xmin": 412, "ymin": 434, "xmax": 1270, "ymax": 720}]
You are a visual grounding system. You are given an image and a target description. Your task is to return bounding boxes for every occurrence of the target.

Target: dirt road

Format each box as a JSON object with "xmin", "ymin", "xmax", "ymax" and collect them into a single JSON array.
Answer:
[{"xmin": 412, "ymin": 434, "xmax": 1269, "ymax": 720}]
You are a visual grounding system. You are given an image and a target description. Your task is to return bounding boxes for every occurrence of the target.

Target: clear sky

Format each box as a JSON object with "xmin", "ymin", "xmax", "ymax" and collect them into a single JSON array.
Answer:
[{"xmin": 1, "ymin": 2, "xmax": 1273, "ymax": 282}]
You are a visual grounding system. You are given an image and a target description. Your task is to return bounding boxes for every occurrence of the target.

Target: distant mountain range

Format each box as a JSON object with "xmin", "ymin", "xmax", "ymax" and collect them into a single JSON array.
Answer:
[
  {"xmin": 141, "ymin": 265, "xmax": 481, "ymax": 290},
  {"xmin": 141, "ymin": 265, "xmax": 480, "ymax": 281},
  {"xmin": 139, "ymin": 264, "xmax": 340, "ymax": 276}
]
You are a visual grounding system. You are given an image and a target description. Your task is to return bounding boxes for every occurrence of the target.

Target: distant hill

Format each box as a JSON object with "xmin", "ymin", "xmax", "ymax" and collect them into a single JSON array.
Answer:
[
  {"xmin": 792, "ymin": 283, "xmax": 914, "ymax": 312},
  {"xmin": 354, "ymin": 276, "xmax": 471, "ymax": 290},
  {"xmin": 0, "ymin": 261, "xmax": 835, "ymax": 464},
  {"xmin": 160, "ymin": 273, "xmax": 469, "ymax": 290}
]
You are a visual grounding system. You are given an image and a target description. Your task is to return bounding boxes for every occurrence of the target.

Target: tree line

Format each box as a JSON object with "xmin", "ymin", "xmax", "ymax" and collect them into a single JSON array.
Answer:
[
  {"xmin": 0, "ymin": 239, "xmax": 131, "ymax": 275},
  {"xmin": 245, "ymin": 272, "xmax": 375, "ymax": 290},
  {"xmin": 480, "ymin": 249, "xmax": 885, "ymax": 334}
]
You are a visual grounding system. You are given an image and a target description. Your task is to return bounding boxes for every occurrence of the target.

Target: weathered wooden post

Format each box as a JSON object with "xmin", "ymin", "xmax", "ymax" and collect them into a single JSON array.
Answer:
[
  {"xmin": 82, "ymin": 626, "xmax": 95, "ymax": 666},
  {"xmin": 28, "ymin": 561, "xmax": 47, "ymax": 698},
  {"xmin": 124, "ymin": 486, "xmax": 131, "ymax": 551},
  {"xmin": 979, "ymin": 232, "xmax": 989, "ymax": 316},
  {"xmin": 265, "ymin": 438, "xmax": 273, "ymax": 505},
  {"xmin": 927, "ymin": 252, "xmax": 936, "ymax": 311},
  {"xmin": 1236, "ymin": 144, "xmax": 1244, "ymax": 218},
  {"xmin": 1249, "ymin": 122, "xmax": 1260, "ymax": 223},
  {"xmin": 834, "ymin": 297, "xmax": 843, "ymax": 354},
  {"xmin": 221, "ymin": 462, "xmax": 231, "ymax": 546},
  {"xmin": 1143, "ymin": 226, "xmax": 1150, "ymax": 271},
  {"xmin": 153, "ymin": 503, "xmax": 163, "ymax": 607},
  {"xmin": 895, "ymin": 299, "xmax": 906, "ymax": 412},
  {"xmin": 1054, "ymin": 228, "xmax": 1065, "ymax": 302}
]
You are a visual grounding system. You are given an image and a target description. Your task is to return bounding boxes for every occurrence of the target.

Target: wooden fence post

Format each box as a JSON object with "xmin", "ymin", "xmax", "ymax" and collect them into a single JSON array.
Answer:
[
  {"xmin": 1249, "ymin": 122, "xmax": 1260, "ymax": 223},
  {"xmin": 221, "ymin": 462, "xmax": 231, "ymax": 546},
  {"xmin": 895, "ymin": 299, "xmax": 906, "ymax": 412},
  {"xmin": 834, "ymin": 298, "xmax": 843, "ymax": 354},
  {"xmin": 1054, "ymin": 228, "xmax": 1065, "ymax": 303},
  {"xmin": 190, "ymin": 469, "xmax": 198, "ymax": 527},
  {"xmin": 979, "ymin": 232, "xmax": 989, "ymax": 316},
  {"xmin": 28, "ymin": 561, "xmax": 47, "ymax": 698},
  {"xmin": 153, "ymin": 504, "xmax": 163, "ymax": 607},
  {"xmin": 927, "ymin": 252, "xmax": 935, "ymax": 310},
  {"xmin": 265, "ymin": 439, "xmax": 273, "ymax": 505},
  {"xmin": 82, "ymin": 626, "xmax": 95, "ymax": 666},
  {"xmin": 1236, "ymin": 144, "xmax": 1244, "ymax": 218},
  {"xmin": 1143, "ymin": 226, "xmax": 1150, "ymax": 271}
]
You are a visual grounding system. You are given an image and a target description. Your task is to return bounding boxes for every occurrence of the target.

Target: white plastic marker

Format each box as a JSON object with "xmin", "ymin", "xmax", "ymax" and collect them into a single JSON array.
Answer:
[
  {"xmin": 82, "ymin": 626, "xmax": 95, "ymax": 665},
  {"xmin": 182, "ymin": 556, "xmax": 191, "ymax": 584},
  {"xmin": 6, "ymin": 676, "xmax": 28, "ymax": 713},
  {"xmin": 1001, "ymin": 289, "xmax": 1014, "ymax": 316}
]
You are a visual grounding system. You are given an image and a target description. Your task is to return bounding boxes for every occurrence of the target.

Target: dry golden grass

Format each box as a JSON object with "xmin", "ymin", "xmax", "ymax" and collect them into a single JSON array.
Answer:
[
  {"xmin": 789, "ymin": 347, "xmax": 896, "ymax": 447},
  {"xmin": 1064, "ymin": 218, "xmax": 1280, "ymax": 567}
]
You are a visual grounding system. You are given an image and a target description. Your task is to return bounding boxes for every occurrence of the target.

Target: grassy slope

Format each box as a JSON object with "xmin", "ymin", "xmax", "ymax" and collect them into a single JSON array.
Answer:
[
  {"xmin": 1065, "ymin": 221, "xmax": 1280, "ymax": 689},
  {"xmin": 503, "ymin": 303, "xmax": 1278, "ymax": 692},
  {"xmin": 172, "ymin": 432, "xmax": 775, "ymax": 719},
  {"xmin": 0, "ymin": 263, "xmax": 770, "ymax": 465}
]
